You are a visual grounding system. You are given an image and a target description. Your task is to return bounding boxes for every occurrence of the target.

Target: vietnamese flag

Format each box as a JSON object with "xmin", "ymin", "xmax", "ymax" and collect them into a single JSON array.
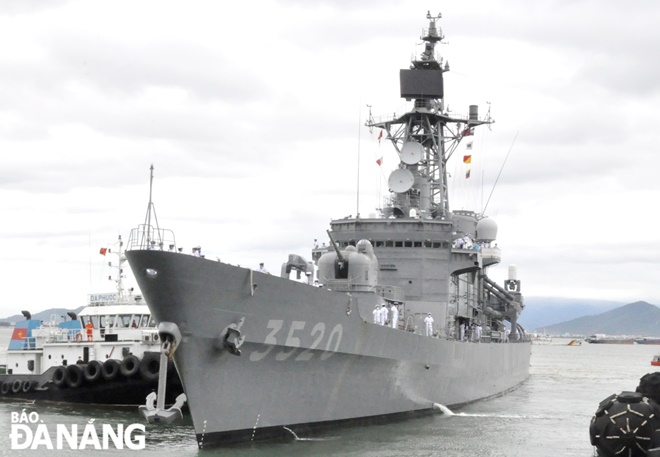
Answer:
[
  {"xmin": 11, "ymin": 327, "xmax": 27, "ymax": 340},
  {"xmin": 100, "ymin": 247, "xmax": 107, "ymax": 256}
]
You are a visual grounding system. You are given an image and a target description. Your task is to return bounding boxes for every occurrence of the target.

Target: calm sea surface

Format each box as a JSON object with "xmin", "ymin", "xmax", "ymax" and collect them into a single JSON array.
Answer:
[{"xmin": 1, "ymin": 326, "xmax": 658, "ymax": 457}]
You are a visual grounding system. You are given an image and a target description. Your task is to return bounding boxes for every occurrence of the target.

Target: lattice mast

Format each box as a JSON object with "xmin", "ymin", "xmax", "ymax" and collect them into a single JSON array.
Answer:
[{"xmin": 367, "ymin": 12, "xmax": 492, "ymax": 219}]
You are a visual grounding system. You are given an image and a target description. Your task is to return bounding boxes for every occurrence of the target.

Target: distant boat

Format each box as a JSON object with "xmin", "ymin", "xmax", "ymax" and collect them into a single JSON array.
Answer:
[
  {"xmin": 636, "ymin": 338, "xmax": 660, "ymax": 345},
  {"xmin": 567, "ymin": 339, "xmax": 582, "ymax": 346},
  {"xmin": 586, "ymin": 335, "xmax": 635, "ymax": 344},
  {"xmin": 651, "ymin": 355, "xmax": 660, "ymax": 366}
]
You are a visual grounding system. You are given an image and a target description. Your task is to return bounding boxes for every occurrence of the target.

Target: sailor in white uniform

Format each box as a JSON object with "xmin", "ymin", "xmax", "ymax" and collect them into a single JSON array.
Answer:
[
  {"xmin": 381, "ymin": 304, "xmax": 390, "ymax": 325},
  {"xmin": 424, "ymin": 313, "xmax": 434, "ymax": 336},
  {"xmin": 390, "ymin": 304, "xmax": 399, "ymax": 329},
  {"xmin": 256, "ymin": 263, "xmax": 269, "ymax": 274},
  {"xmin": 373, "ymin": 305, "xmax": 381, "ymax": 324}
]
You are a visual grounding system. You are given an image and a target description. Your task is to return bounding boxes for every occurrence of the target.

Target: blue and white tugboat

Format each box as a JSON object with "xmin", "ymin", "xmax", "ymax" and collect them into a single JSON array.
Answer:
[
  {"xmin": 0, "ymin": 236, "xmax": 183, "ymax": 406},
  {"xmin": 126, "ymin": 12, "xmax": 531, "ymax": 447}
]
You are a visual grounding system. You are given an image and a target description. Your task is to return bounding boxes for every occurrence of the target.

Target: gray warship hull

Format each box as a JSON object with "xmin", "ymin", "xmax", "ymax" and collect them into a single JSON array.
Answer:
[
  {"xmin": 126, "ymin": 12, "xmax": 532, "ymax": 447},
  {"xmin": 127, "ymin": 250, "xmax": 530, "ymax": 446}
]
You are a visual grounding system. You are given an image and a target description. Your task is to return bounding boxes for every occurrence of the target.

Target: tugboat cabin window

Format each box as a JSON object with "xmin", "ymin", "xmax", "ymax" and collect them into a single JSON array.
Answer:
[
  {"xmin": 139, "ymin": 315, "xmax": 150, "ymax": 327},
  {"xmin": 119, "ymin": 315, "xmax": 131, "ymax": 327}
]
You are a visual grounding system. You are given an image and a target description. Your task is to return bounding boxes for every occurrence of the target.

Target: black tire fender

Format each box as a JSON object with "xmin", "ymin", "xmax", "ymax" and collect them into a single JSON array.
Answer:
[
  {"xmin": 101, "ymin": 359, "xmax": 120, "ymax": 381},
  {"xmin": 120, "ymin": 355, "xmax": 141, "ymax": 378},
  {"xmin": 83, "ymin": 360, "xmax": 102, "ymax": 383},
  {"xmin": 65, "ymin": 364, "xmax": 84, "ymax": 389},
  {"xmin": 52, "ymin": 366, "xmax": 67, "ymax": 388},
  {"xmin": 21, "ymin": 380, "xmax": 33, "ymax": 393},
  {"xmin": 139, "ymin": 352, "xmax": 160, "ymax": 382},
  {"xmin": 11, "ymin": 379, "xmax": 22, "ymax": 394}
]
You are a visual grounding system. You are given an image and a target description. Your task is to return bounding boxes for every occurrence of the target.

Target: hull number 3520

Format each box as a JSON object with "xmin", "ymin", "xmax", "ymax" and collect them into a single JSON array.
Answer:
[{"xmin": 249, "ymin": 320, "xmax": 343, "ymax": 362}]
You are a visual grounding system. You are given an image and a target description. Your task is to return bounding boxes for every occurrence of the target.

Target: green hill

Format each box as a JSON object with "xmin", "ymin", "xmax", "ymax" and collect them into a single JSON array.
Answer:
[{"xmin": 540, "ymin": 301, "xmax": 660, "ymax": 336}]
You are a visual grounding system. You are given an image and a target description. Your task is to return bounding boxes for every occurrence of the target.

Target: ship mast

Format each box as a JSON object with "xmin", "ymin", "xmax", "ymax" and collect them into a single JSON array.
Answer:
[{"xmin": 366, "ymin": 11, "xmax": 492, "ymax": 219}]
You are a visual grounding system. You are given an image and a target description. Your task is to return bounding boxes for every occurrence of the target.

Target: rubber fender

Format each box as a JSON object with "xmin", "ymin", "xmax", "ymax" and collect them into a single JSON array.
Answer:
[
  {"xmin": 65, "ymin": 364, "xmax": 84, "ymax": 389},
  {"xmin": 590, "ymin": 391, "xmax": 660, "ymax": 456},
  {"xmin": 637, "ymin": 372, "xmax": 660, "ymax": 404},
  {"xmin": 52, "ymin": 366, "xmax": 67, "ymax": 388},
  {"xmin": 101, "ymin": 359, "xmax": 120, "ymax": 381},
  {"xmin": 11, "ymin": 379, "xmax": 22, "ymax": 394},
  {"xmin": 21, "ymin": 380, "xmax": 33, "ymax": 393},
  {"xmin": 120, "ymin": 355, "xmax": 141, "ymax": 378},
  {"xmin": 0, "ymin": 382, "xmax": 10, "ymax": 395},
  {"xmin": 139, "ymin": 352, "xmax": 160, "ymax": 382},
  {"xmin": 83, "ymin": 360, "xmax": 103, "ymax": 383}
]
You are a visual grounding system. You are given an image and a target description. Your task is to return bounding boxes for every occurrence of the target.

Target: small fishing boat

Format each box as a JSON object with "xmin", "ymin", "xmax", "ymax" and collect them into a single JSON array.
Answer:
[{"xmin": 651, "ymin": 355, "xmax": 660, "ymax": 366}]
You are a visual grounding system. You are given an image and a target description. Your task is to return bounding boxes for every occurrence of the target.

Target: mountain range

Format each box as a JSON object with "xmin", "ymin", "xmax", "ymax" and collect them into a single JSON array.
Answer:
[{"xmin": 533, "ymin": 301, "xmax": 660, "ymax": 336}]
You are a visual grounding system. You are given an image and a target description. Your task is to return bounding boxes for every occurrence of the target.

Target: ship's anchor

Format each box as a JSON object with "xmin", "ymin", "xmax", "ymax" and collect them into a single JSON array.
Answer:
[
  {"xmin": 139, "ymin": 322, "xmax": 187, "ymax": 425},
  {"xmin": 217, "ymin": 317, "xmax": 246, "ymax": 356}
]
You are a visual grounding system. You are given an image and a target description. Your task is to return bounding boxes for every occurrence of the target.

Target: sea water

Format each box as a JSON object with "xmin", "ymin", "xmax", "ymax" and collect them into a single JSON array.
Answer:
[{"xmin": 0, "ymin": 326, "xmax": 657, "ymax": 457}]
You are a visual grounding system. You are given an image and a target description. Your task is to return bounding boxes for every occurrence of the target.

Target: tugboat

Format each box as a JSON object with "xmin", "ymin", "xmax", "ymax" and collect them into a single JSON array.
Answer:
[
  {"xmin": 0, "ymin": 236, "xmax": 183, "ymax": 405},
  {"xmin": 126, "ymin": 12, "xmax": 531, "ymax": 447}
]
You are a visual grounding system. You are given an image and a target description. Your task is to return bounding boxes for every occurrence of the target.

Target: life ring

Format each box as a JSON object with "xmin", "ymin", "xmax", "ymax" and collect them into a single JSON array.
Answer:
[
  {"xmin": 83, "ymin": 360, "xmax": 102, "ymax": 383},
  {"xmin": 75, "ymin": 333, "xmax": 83, "ymax": 343},
  {"xmin": 51, "ymin": 366, "xmax": 67, "ymax": 388},
  {"xmin": 120, "ymin": 355, "xmax": 141, "ymax": 378},
  {"xmin": 101, "ymin": 359, "xmax": 120, "ymax": 381},
  {"xmin": 65, "ymin": 365, "xmax": 84, "ymax": 389},
  {"xmin": 139, "ymin": 352, "xmax": 160, "ymax": 382},
  {"xmin": 11, "ymin": 379, "xmax": 22, "ymax": 394},
  {"xmin": 1, "ymin": 382, "xmax": 11, "ymax": 395},
  {"xmin": 22, "ymin": 380, "xmax": 33, "ymax": 393}
]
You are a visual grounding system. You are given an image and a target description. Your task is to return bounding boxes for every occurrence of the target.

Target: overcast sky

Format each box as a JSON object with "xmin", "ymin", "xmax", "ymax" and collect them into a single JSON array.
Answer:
[{"xmin": 1, "ymin": 0, "xmax": 659, "ymax": 318}]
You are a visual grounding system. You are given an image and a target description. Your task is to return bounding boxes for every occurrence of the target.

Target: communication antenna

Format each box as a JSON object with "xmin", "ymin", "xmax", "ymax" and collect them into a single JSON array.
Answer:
[
  {"xmin": 388, "ymin": 168, "xmax": 415, "ymax": 193},
  {"xmin": 482, "ymin": 131, "xmax": 518, "ymax": 215}
]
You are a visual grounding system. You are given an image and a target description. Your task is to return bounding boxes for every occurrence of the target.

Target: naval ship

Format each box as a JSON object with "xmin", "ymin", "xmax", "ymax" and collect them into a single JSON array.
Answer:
[{"xmin": 125, "ymin": 12, "xmax": 531, "ymax": 447}]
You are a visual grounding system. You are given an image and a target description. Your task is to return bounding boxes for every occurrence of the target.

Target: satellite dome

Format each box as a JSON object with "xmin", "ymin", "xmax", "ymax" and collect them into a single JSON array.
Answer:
[{"xmin": 476, "ymin": 218, "xmax": 498, "ymax": 242}]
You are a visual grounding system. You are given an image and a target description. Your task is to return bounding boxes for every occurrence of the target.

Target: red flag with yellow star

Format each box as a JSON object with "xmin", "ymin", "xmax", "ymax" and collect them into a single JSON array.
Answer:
[{"xmin": 11, "ymin": 327, "xmax": 26, "ymax": 340}]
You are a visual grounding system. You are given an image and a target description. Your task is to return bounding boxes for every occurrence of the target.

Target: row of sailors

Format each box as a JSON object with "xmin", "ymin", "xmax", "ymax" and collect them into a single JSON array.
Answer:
[
  {"xmin": 373, "ymin": 305, "xmax": 435, "ymax": 337},
  {"xmin": 148, "ymin": 241, "xmax": 205, "ymax": 257},
  {"xmin": 452, "ymin": 236, "xmax": 497, "ymax": 251},
  {"xmin": 372, "ymin": 304, "xmax": 400, "ymax": 330}
]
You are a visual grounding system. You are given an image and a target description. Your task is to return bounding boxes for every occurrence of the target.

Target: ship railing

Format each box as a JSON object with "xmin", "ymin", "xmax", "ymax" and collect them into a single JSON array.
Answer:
[
  {"xmin": 126, "ymin": 224, "xmax": 177, "ymax": 251},
  {"xmin": 321, "ymin": 280, "xmax": 376, "ymax": 293},
  {"xmin": 43, "ymin": 328, "xmax": 80, "ymax": 344}
]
